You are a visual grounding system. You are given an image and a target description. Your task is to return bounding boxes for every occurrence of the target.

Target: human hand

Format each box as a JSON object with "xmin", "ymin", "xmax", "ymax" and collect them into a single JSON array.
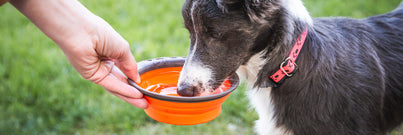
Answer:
[
  {"xmin": 60, "ymin": 16, "xmax": 149, "ymax": 109},
  {"xmin": 10, "ymin": 0, "xmax": 148, "ymax": 109}
]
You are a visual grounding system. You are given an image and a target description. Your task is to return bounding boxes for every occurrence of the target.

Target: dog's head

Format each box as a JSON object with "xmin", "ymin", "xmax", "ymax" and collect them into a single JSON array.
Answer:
[{"xmin": 177, "ymin": 0, "xmax": 311, "ymax": 96}]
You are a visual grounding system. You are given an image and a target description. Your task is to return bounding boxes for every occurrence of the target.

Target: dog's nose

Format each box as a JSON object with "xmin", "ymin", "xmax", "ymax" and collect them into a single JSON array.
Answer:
[{"xmin": 177, "ymin": 83, "xmax": 196, "ymax": 97}]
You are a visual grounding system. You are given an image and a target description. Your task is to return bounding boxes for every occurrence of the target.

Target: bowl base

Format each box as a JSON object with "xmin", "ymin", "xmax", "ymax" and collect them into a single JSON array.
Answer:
[{"xmin": 144, "ymin": 106, "xmax": 222, "ymax": 125}]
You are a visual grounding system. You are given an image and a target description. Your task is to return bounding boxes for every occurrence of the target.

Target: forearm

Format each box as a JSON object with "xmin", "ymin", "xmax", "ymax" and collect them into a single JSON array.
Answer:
[{"xmin": 9, "ymin": 0, "xmax": 97, "ymax": 50}]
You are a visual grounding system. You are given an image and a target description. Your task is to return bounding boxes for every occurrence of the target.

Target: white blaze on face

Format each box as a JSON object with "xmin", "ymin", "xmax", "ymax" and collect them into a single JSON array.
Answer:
[
  {"xmin": 178, "ymin": 40, "xmax": 214, "ymax": 94},
  {"xmin": 177, "ymin": 1, "xmax": 214, "ymax": 94}
]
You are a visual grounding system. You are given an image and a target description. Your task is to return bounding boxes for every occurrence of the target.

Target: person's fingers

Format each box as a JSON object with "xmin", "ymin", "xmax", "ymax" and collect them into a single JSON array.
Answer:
[
  {"xmin": 94, "ymin": 59, "xmax": 148, "ymax": 109},
  {"xmin": 96, "ymin": 68, "xmax": 143, "ymax": 99}
]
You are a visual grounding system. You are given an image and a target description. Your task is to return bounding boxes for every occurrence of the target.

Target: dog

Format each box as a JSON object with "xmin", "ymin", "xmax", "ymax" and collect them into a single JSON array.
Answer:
[{"xmin": 177, "ymin": 0, "xmax": 403, "ymax": 134}]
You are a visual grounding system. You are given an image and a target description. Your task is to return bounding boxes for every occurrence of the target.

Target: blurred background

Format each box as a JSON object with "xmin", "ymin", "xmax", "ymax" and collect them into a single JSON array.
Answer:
[{"xmin": 0, "ymin": 0, "xmax": 402, "ymax": 134}]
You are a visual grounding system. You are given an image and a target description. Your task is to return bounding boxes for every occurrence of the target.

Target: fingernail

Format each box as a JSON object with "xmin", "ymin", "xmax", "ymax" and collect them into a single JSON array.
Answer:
[{"xmin": 135, "ymin": 74, "xmax": 141, "ymax": 84}]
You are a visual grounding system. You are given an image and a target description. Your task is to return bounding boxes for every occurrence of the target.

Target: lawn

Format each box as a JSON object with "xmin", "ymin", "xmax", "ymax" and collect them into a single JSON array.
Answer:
[{"xmin": 0, "ymin": 0, "xmax": 402, "ymax": 134}]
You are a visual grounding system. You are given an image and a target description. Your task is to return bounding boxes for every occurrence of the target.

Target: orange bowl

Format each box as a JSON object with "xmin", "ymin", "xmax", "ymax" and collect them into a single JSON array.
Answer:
[{"xmin": 128, "ymin": 57, "xmax": 239, "ymax": 125}]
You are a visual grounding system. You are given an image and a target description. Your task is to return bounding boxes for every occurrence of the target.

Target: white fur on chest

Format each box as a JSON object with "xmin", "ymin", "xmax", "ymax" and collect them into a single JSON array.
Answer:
[
  {"xmin": 237, "ymin": 53, "xmax": 292, "ymax": 135},
  {"xmin": 247, "ymin": 88, "xmax": 291, "ymax": 135}
]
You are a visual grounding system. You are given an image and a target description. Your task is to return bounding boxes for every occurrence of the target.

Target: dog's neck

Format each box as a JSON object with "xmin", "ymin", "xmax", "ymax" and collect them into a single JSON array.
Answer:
[
  {"xmin": 274, "ymin": 0, "xmax": 313, "ymax": 49},
  {"xmin": 244, "ymin": 0, "xmax": 313, "ymax": 88}
]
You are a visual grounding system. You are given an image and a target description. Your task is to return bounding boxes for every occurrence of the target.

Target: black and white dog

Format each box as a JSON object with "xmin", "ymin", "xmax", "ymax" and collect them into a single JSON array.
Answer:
[{"xmin": 177, "ymin": 0, "xmax": 403, "ymax": 134}]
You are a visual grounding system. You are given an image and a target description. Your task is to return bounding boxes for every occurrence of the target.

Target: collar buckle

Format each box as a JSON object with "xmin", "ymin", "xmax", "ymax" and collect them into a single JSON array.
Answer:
[
  {"xmin": 269, "ymin": 27, "xmax": 308, "ymax": 86},
  {"xmin": 280, "ymin": 57, "xmax": 298, "ymax": 77}
]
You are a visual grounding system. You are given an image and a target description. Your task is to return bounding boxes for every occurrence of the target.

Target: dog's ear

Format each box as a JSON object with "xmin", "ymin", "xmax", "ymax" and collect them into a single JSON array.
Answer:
[
  {"xmin": 244, "ymin": 0, "xmax": 274, "ymax": 23},
  {"xmin": 216, "ymin": 0, "xmax": 243, "ymax": 12},
  {"xmin": 217, "ymin": 0, "xmax": 277, "ymax": 22}
]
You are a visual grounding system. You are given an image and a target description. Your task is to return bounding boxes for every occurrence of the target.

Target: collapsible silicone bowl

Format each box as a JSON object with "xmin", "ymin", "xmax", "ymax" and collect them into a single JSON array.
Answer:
[{"xmin": 128, "ymin": 57, "xmax": 239, "ymax": 125}]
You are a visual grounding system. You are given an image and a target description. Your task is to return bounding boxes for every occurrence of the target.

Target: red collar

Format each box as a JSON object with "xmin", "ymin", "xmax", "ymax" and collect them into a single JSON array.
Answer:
[{"xmin": 270, "ymin": 27, "xmax": 308, "ymax": 86}]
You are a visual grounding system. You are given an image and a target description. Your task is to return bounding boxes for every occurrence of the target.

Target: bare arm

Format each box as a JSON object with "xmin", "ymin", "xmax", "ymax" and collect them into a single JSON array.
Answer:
[{"xmin": 9, "ymin": 0, "xmax": 148, "ymax": 109}]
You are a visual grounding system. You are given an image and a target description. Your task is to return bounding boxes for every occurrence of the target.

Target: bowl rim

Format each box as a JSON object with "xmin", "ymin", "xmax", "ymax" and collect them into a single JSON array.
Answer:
[{"xmin": 127, "ymin": 57, "xmax": 239, "ymax": 103}]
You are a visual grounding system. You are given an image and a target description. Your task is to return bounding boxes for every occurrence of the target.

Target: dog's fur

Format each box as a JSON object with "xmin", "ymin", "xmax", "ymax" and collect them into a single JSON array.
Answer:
[{"xmin": 177, "ymin": 0, "xmax": 403, "ymax": 134}]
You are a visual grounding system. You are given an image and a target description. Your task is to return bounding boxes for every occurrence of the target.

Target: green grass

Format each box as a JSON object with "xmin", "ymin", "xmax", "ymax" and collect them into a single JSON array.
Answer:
[{"xmin": 0, "ymin": 0, "xmax": 402, "ymax": 134}]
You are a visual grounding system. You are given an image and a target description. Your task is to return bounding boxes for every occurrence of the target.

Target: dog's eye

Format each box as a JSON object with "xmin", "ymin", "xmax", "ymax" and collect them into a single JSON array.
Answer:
[
  {"xmin": 205, "ymin": 26, "xmax": 221, "ymax": 39},
  {"xmin": 210, "ymin": 31, "xmax": 222, "ymax": 39}
]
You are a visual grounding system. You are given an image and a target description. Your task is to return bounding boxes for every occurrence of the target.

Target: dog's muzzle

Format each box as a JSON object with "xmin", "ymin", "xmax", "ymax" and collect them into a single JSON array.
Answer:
[{"xmin": 177, "ymin": 83, "xmax": 199, "ymax": 97}]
